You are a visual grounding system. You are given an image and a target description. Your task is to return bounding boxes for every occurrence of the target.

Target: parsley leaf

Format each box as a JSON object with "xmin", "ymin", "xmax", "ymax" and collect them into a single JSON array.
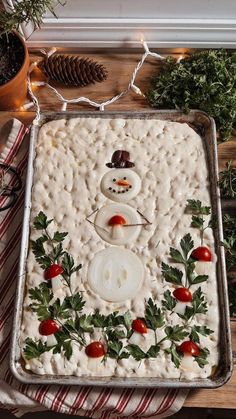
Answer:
[
  {"xmin": 190, "ymin": 325, "xmax": 214, "ymax": 344},
  {"xmin": 54, "ymin": 330, "xmax": 73, "ymax": 360},
  {"xmin": 31, "ymin": 237, "xmax": 52, "ymax": 269},
  {"xmin": 189, "ymin": 274, "xmax": 208, "ymax": 286},
  {"xmin": 169, "ymin": 247, "xmax": 185, "ymax": 264},
  {"xmin": 23, "ymin": 338, "xmax": 51, "ymax": 360},
  {"xmin": 64, "ymin": 293, "xmax": 85, "ymax": 312},
  {"xmin": 78, "ymin": 314, "xmax": 94, "ymax": 333},
  {"xmin": 33, "ymin": 212, "xmax": 53, "ymax": 230},
  {"xmin": 145, "ymin": 298, "xmax": 165, "ymax": 330},
  {"xmin": 61, "ymin": 252, "xmax": 82, "ymax": 277},
  {"xmin": 161, "ymin": 262, "xmax": 183, "ymax": 286},
  {"xmin": 178, "ymin": 287, "xmax": 208, "ymax": 321},
  {"xmin": 146, "ymin": 344, "xmax": 160, "ymax": 358},
  {"xmin": 195, "ymin": 347, "xmax": 210, "ymax": 368},
  {"xmin": 186, "ymin": 200, "xmax": 212, "ymax": 244},
  {"xmin": 107, "ymin": 340, "xmax": 123, "ymax": 358},
  {"xmin": 165, "ymin": 343, "xmax": 182, "ymax": 368},
  {"xmin": 126, "ymin": 344, "xmax": 146, "ymax": 361},
  {"xmin": 50, "ymin": 242, "xmax": 64, "ymax": 262},
  {"xmin": 53, "ymin": 231, "xmax": 68, "ymax": 242},
  {"xmin": 186, "ymin": 199, "xmax": 211, "ymax": 216},
  {"xmin": 180, "ymin": 233, "xmax": 194, "ymax": 260},
  {"xmin": 91, "ymin": 310, "xmax": 106, "ymax": 328},
  {"xmin": 162, "ymin": 290, "xmax": 176, "ymax": 311},
  {"xmin": 29, "ymin": 283, "xmax": 53, "ymax": 320},
  {"xmin": 165, "ymin": 325, "xmax": 188, "ymax": 342}
]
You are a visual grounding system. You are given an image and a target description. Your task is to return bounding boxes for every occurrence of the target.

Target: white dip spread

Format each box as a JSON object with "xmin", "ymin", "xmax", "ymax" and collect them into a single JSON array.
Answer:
[{"xmin": 20, "ymin": 116, "xmax": 219, "ymax": 379}]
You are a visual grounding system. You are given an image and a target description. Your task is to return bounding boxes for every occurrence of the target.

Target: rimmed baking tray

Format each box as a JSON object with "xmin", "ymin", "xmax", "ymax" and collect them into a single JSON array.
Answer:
[{"xmin": 10, "ymin": 110, "xmax": 233, "ymax": 387}]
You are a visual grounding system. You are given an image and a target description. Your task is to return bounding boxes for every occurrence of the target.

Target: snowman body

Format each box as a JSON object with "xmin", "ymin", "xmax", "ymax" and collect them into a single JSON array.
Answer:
[{"xmin": 87, "ymin": 151, "xmax": 145, "ymax": 302}]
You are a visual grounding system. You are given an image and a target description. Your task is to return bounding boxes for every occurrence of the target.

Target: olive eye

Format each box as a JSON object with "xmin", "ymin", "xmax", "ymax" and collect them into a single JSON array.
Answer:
[
  {"xmin": 123, "ymin": 177, "xmax": 127, "ymax": 180},
  {"xmin": 113, "ymin": 178, "xmax": 116, "ymax": 182}
]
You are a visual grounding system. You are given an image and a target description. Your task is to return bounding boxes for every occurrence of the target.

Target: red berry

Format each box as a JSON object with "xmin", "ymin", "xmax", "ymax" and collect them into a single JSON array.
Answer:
[
  {"xmin": 85, "ymin": 341, "xmax": 106, "ymax": 358},
  {"xmin": 44, "ymin": 264, "xmax": 64, "ymax": 280},
  {"xmin": 132, "ymin": 319, "xmax": 147, "ymax": 334},
  {"xmin": 191, "ymin": 246, "xmax": 212, "ymax": 262},
  {"xmin": 39, "ymin": 319, "xmax": 60, "ymax": 336},
  {"xmin": 173, "ymin": 287, "xmax": 192, "ymax": 302},
  {"xmin": 178, "ymin": 340, "xmax": 200, "ymax": 357}
]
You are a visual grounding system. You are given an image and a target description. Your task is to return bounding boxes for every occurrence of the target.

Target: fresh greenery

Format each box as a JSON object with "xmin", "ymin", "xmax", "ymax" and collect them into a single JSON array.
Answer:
[
  {"xmin": 219, "ymin": 161, "xmax": 236, "ymax": 199},
  {"xmin": 228, "ymin": 284, "xmax": 236, "ymax": 317},
  {"xmin": 24, "ymin": 337, "xmax": 52, "ymax": 360},
  {"xmin": 195, "ymin": 348, "xmax": 210, "ymax": 368},
  {"xmin": 24, "ymin": 211, "xmax": 212, "ymax": 369},
  {"xmin": 186, "ymin": 199, "xmax": 212, "ymax": 245},
  {"xmin": 222, "ymin": 214, "xmax": 236, "ymax": 270},
  {"xmin": 0, "ymin": 0, "xmax": 66, "ymax": 35},
  {"xmin": 161, "ymin": 233, "xmax": 208, "ymax": 288},
  {"xmin": 147, "ymin": 50, "xmax": 236, "ymax": 141},
  {"xmin": 190, "ymin": 325, "xmax": 214, "ymax": 344},
  {"xmin": 179, "ymin": 287, "xmax": 208, "ymax": 321}
]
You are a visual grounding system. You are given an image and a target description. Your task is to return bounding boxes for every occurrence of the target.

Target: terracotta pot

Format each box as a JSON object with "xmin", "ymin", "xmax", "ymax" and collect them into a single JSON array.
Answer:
[{"xmin": 0, "ymin": 32, "xmax": 29, "ymax": 110}]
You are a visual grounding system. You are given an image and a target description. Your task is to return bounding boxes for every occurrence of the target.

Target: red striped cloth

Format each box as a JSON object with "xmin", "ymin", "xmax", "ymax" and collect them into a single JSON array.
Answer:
[{"xmin": 0, "ymin": 119, "xmax": 188, "ymax": 418}]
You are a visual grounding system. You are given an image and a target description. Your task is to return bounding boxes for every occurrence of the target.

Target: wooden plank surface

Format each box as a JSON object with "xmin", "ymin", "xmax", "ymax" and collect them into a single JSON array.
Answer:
[{"xmin": 1, "ymin": 48, "xmax": 236, "ymax": 408}]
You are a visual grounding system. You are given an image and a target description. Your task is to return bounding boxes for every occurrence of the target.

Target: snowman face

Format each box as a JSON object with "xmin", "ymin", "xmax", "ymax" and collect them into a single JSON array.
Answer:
[
  {"xmin": 87, "ymin": 248, "xmax": 144, "ymax": 302},
  {"xmin": 100, "ymin": 168, "xmax": 141, "ymax": 202}
]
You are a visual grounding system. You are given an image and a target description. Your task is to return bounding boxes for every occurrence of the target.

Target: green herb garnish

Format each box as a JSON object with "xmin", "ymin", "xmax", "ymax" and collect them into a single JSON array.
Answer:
[
  {"xmin": 219, "ymin": 161, "xmax": 236, "ymax": 199},
  {"xmin": 178, "ymin": 287, "xmax": 208, "ymax": 322},
  {"xmin": 24, "ymin": 337, "xmax": 52, "ymax": 360},
  {"xmin": 186, "ymin": 199, "xmax": 212, "ymax": 245},
  {"xmin": 24, "ymin": 211, "xmax": 212, "ymax": 369},
  {"xmin": 162, "ymin": 233, "xmax": 208, "ymax": 288},
  {"xmin": 222, "ymin": 214, "xmax": 236, "ymax": 270},
  {"xmin": 147, "ymin": 50, "xmax": 236, "ymax": 141}
]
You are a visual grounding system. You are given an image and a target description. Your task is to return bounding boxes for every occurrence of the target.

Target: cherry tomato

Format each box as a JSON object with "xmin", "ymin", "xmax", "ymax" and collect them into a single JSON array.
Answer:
[
  {"xmin": 191, "ymin": 246, "xmax": 212, "ymax": 262},
  {"xmin": 108, "ymin": 215, "xmax": 126, "ymax": 226},
  {"xmin": 132, "ymin": 319, "xmax": 147, "ymax": 334},
  {"xmin": 39, "ymin": 319, "xmax": 60, "ymax": 336},
  {"xmin": 44, "ymin": 264, "xmax": 64, "ymax": 280},
  {"xmin": 178, "ymin": 340, "xmax": 200, "ymax": 357},
  {"xmin": 173, "ymin": 287, "xmax": 192, "ymax": 302},
  {"xmin": 85, "ymin": 341, "xmax": 106, "ymax": 358}
]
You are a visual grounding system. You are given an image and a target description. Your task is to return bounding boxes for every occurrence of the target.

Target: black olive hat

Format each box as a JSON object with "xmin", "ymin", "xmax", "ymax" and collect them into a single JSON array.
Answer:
[{"xmin": 106, "ymin": 150, "xmax": 135, "ymax": 168}]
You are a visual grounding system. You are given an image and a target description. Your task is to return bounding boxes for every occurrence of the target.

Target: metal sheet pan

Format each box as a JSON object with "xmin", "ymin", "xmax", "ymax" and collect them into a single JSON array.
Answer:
[{"xmin": 10, "ymin": 110, "xmax": 233, "ymax": 387}]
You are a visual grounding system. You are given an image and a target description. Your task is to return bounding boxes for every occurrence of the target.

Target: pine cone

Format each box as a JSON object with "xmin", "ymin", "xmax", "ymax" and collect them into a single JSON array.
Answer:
[{"xmin": 38, "ymin": 54, "xmax": 108, "ymax": 87}]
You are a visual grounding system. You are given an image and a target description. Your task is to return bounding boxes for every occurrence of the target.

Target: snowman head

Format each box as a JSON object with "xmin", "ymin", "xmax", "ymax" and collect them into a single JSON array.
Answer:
[{"xmin": 101, "ymin": 150, "xmax": 141, "ymax": 202}]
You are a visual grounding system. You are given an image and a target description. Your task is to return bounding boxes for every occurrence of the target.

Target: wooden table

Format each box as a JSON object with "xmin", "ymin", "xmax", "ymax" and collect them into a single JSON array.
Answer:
[{"xmin": 1, "ymin": 48, "xmax": 236, "ymax": 409}]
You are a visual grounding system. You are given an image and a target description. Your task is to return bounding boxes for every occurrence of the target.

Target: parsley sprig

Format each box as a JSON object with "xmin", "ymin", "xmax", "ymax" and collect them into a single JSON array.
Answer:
[
  {"xmin": 186, "ymin": 200, "xmax": 212, "ymax": 245},
  {"xmin": 162, "ymin": 233, "xmax": 208, "ymax": 289},
  {"xmin": 31, "ymin": 211, "xmax": 68, "ymax": 269}
]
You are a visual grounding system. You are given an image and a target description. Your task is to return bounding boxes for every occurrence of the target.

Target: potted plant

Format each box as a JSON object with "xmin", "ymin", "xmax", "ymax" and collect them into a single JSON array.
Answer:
[{"xmin": 0, "ymin": 0, "xmax": 65, "ymax": 110}]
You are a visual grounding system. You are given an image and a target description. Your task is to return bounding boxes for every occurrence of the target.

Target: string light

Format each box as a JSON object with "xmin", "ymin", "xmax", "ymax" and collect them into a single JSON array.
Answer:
[
  {"xmin": 26, "ymin": 40, "xmax": 169, "ymax": 125},
  {"xmin": 177, "ymin": 55, "xmax": 184, "ymax": 63},
  {"xmin": 19, "ymin": 102, "xmax": 35, "ymax": 111}
]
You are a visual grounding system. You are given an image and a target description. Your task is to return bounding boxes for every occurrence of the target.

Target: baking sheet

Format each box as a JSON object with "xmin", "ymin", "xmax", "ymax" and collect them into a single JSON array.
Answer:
[{"xmin": 10, "ymin": 110, "xmax": 233, "ymax": 387}]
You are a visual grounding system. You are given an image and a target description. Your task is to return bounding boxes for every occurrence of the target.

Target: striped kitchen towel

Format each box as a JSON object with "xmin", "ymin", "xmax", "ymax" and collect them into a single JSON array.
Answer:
[{"xmin": 0, "ymin": 118, "xmax": 188, "ymax": 418}]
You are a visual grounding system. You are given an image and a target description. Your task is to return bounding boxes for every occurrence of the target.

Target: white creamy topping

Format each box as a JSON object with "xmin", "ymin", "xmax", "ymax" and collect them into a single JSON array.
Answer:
[{"xmin": 20, "ymin": 117, "xmax": 219, "ymax": 379}]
